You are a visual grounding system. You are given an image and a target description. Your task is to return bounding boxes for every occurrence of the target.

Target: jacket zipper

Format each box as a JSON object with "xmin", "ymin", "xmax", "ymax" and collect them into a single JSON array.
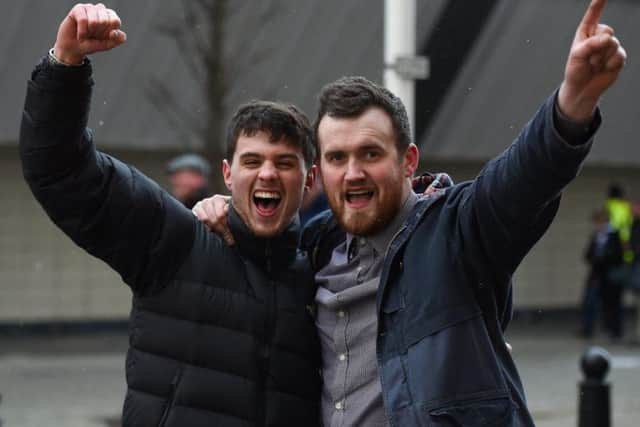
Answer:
[
  {"xmin": 158, "ymin": 366, "xmax": 184, "ymax": 427},
  {"xmin": 256, "ymin": 242, "xmax": 275, "ymax": 426}
]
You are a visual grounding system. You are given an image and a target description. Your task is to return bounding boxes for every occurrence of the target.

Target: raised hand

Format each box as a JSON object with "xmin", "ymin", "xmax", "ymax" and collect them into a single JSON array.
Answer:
[
  {"xmin": 558, "ymin": 0, "xmax": 626, "ymax": 122},
  {"xmin": 53, "ymin": 3, "xmax": 127, "ymax": 65}
]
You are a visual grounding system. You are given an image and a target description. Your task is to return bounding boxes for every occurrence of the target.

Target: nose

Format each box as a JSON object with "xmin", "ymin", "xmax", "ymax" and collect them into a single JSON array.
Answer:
[
  {"xmin": 344, "ymin": 158, "xmax": 365, "ymax": 182},
  {"xmin": 258, "ymin": 161, "xmax": 277, "ymax": 181}
]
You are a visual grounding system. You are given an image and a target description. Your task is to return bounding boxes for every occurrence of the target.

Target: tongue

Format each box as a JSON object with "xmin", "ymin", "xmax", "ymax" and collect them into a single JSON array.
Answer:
[{"xmin": 256, "ymin": 199, "xmax": 278, "ymax": 215}]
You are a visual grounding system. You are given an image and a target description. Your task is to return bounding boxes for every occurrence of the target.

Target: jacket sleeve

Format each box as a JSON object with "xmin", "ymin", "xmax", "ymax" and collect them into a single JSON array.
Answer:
[
  {"xmin": 19, "ymin": 57, "xmax": 195, "ymax": 295},
  {"xmin": 455, "ymin": 91, "xmax": 597, "ymax": 285}
]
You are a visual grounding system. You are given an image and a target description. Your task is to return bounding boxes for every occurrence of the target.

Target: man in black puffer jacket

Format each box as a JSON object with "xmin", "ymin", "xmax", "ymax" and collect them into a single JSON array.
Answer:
[{"xmin": 19, "ymin": 4, "xmax": 320, "ymax": 426}]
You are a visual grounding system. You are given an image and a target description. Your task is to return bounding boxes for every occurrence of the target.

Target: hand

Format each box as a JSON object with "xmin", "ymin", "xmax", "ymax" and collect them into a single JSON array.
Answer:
[
  {"xmin": 53, "ymin": 3, "xmax": 127, "ymax": 65},
  {"xmin": 411, "ymin": 172, "xmax": 454, "ymax": 196},
  {"xmin": 558, "ymin": 0, "xmax": 626, "ymax": 122},
  {"xmin": 192, "ymin": 195, "xmax": 235, "ymax": 245}
]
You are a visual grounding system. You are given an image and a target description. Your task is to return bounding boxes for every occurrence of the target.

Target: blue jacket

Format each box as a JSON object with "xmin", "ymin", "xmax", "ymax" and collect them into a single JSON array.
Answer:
[{"xmin": 302, "ymin": 93, "xmax": 597, "ymax": 426}]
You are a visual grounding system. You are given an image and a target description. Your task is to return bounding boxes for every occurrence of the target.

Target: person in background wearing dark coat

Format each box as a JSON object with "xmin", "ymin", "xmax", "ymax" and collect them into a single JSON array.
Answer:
[
  {"xmin": 629, "ymin": 202, "xmax": 640, "ymax": 342},
  {"xmin": 166, "ymin": 153, "xmax": 211, "ymax": 209},
  {"xmin": 582, "ymin": 208, "xmax": 624, "ymax": 339},
  {"xmin": 19, "ymin": 4, "xmax": 322, "ymax": 426}
]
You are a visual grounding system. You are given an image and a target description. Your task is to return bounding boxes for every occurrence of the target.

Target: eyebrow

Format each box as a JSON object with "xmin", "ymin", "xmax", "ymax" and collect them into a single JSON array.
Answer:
[{"xmin": 238, "ymin": 152, "xmax": 300, "ymax": 161}]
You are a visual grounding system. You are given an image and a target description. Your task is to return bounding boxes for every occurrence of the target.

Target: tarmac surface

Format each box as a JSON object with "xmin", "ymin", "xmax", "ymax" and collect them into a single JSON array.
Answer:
[{"xmin": 0, "ymin": 319, "xmax": 639, "ymax": 427}]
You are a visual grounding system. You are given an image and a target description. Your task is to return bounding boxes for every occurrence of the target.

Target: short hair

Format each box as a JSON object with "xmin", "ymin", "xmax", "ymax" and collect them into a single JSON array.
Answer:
[
  {"xmin": 313, "ymin": 76, "xmax": 412, "ymax": 153},
  {"xmin": 608, "ymin": 182, "xmax": 625, "ymax": 199},
  {"xmin": 225, "ymin": 100, "xmax": 315, "ymax": 168}
]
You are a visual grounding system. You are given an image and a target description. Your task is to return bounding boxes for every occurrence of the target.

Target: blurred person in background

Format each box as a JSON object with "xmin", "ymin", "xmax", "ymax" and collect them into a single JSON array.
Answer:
[
  {"xmin": 629, "ymin": 202, "xmax": 640, "ymax": 342},
  {"xmin": 606, "ymin": 182, "xmax": 634, "ymax": 263},
  {"xmin": 19, "ymin": 4, "xmax": 322, "ymax": 425},
  {"xmin": 166, "ymin": 153, "xmax": 211, "ymax": 209},
  {"xmin": 581, "ymin": 208, "xmax": 624, "ymax": 339},
  {"xmin": 299, "ymin": 174, "xmax": 329, "ymax": 225}
]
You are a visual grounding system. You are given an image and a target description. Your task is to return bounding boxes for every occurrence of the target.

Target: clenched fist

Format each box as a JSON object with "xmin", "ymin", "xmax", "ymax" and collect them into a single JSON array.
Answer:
[{"xmin": 53, "ymin": 3, "xmax": 126, "ymax": 65}]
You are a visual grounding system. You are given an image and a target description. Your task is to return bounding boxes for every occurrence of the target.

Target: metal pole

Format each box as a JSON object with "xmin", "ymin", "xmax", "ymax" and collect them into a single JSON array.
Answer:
[{"xmin": 384, "ymin": 0, "xmax": 417, "ymax": 138}]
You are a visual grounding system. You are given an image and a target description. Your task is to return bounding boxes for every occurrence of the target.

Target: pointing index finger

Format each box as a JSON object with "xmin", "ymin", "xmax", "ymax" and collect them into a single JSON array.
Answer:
[{"xmin": 579, "ymin": 0, "xmax": 607, "ymax": 37}]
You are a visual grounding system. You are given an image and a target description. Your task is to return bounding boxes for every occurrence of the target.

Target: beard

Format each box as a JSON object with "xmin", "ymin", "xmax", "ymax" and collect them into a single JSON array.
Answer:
[{"xmin": 328, "ymin": 188, "xmax": 404, "ymax": 236}]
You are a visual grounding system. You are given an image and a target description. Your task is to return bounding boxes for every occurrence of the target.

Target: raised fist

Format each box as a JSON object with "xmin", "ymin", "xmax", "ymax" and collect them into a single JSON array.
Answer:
[{"xmin": 53, "ymin": 3, "xmax": 126, "ymax": 65}]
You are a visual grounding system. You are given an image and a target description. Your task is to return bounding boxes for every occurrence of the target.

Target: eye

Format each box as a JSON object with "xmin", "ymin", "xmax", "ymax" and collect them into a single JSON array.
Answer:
[
  {"xmin": 326, "ymin": 152, "xmax": 345, "ymax": 163},
  {"xmin": 243, "ymin": 159, "xmax": 260, "ymax": 168},
  {"xmin": 364, "ymin": 150, "xmax": 381, "ymax": 160},
  {"xmin": 276, "ymin": 161, "xmax": 295, "ymax": 169}
]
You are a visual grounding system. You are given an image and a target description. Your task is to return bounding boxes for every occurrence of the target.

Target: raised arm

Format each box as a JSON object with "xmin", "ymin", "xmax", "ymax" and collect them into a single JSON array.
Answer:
[
  {"xmin": 20, "ymin": 4, "xmax": 194, "ymax": 294},
  {"xmin": 457, "ymin": 0, "xmax": 626, "ymax": 282}
]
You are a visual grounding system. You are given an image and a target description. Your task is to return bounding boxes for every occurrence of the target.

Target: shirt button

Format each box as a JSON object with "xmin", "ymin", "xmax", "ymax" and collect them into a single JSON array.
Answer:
[
  {"xmin": 338, "ymin": 310, "xmax": 345, "ymax": 318},
  {"xmin": 339, "ymin": 353, "xmax": 347, "ymax": 361},
  {"xmin": 335, "ymin": 401, "xmax": 344, "ymax": 410}
]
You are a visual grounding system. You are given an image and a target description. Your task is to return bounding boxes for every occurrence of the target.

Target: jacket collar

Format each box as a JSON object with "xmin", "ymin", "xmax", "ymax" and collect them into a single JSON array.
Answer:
[{"xmin": 228, "ymin": 203, "xmax": 300, "ymax": 271}]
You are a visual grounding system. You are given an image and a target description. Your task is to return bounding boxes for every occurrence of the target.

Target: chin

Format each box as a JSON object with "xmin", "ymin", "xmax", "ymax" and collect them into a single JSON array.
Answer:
[
  {"xmin": 252, "ymin": 226, "xmax": 280, "ymax": 238},
  {"xmin": 338, "ymin": 215, "xmax": 376, "ymax": 236},
  {"xmin": 250, "ymin": 219, "xmax": 286, "ymax": 238}
]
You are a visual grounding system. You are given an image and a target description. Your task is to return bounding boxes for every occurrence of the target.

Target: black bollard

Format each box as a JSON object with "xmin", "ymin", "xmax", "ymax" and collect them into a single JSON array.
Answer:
[{"xmin": 578, "ymin": 346, "xmax": 611, "ymax": 427}]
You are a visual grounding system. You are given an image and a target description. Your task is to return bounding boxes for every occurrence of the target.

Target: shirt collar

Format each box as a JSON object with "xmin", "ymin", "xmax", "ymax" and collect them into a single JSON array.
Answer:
[{"xmin": 346, "ymin": 190, "xmax": 419, "ymax": 257}]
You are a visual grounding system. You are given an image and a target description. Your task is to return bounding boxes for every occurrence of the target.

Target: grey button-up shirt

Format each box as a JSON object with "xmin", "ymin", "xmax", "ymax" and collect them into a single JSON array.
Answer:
[{"xmin": 315, "ymin": 191, "xmax": 418, "ymax": 427}]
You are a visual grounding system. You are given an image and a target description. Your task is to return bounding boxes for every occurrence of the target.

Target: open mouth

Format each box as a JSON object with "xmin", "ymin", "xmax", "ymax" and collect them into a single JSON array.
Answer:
[
  {"xmin": 253, "ymin": 190, "xmax": 282, "ymax": 216},
  {"xmin": 345, "ymin": 190, "xmax": 374, "ymax": 207}
]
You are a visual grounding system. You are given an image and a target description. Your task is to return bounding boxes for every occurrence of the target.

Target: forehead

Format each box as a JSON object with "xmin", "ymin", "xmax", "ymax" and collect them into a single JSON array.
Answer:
[
  {"xmin": 317, "ymin": 107, "xmax": 395, "ymax": 152},
  {"xmin": 233, "ymin": 130, "xmax": 304, "ymax": 159}
]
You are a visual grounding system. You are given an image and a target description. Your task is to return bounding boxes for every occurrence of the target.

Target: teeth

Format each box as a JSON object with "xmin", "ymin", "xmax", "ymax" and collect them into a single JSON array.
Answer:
[
  {"xmin": 254, "ymin": 191, "xmax": 281, "ymax": 199},
  {"xmin": 347, "ymin": 190, "xmax": 370, "ymax": 196}
]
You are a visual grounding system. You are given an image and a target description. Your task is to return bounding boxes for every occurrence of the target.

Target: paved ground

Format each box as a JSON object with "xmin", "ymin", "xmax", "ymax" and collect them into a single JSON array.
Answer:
[{"xmin": 0, "ymin": 321, "xmax": 638, "ymax": 427}]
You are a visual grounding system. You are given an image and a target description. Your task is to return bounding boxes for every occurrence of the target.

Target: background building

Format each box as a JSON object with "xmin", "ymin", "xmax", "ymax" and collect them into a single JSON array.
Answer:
[{"xmin": 1, "ymin": 0, "xmax": 639, "ymax": 324}]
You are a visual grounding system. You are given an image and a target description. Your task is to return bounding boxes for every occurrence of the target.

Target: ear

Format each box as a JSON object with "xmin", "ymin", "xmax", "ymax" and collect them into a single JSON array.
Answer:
[
  {"xmin": 222, "ymin": 159, "xmax": 232, "ymax": 191},
  {"xmin": 304, "ymin": 164, "xmax": 317, "ymax": 193},
  {"xmin": 403, "ymin": 143, "xmax": 419, "ymax": 177}
]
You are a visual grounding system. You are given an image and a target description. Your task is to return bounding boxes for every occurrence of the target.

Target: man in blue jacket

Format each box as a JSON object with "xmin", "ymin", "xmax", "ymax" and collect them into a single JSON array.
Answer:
[
  {"xmin": 300, "ymin": 1, "xmax": 626, "ymax": 425},
  {"xmin": 194, "ymin": 0, "xmax": 626, "ymax": 425}
]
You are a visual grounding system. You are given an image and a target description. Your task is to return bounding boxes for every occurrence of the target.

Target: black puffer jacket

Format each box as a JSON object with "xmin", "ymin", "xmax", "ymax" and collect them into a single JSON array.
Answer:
[{"xmin": 20, "ymin": 57, "xmax": 321, "ymax": 426}]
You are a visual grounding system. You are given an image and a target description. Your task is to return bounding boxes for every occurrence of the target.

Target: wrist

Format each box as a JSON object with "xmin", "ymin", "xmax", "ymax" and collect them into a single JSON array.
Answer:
[
  {"xmin": 51, "ymin": 45, "xmax": 85, "ymax": 66},
  {"xmin": 557, "ymin": 82, "xmax": 597, "ymax": 123}
]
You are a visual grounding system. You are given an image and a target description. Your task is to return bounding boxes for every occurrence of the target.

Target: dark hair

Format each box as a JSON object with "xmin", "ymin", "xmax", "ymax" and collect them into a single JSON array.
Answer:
[
  {"xmin": 313, "ymin": 76, "xmax": 412, "ymax": 153},
  {"xmin": 608, "ymin": 182, "xmax": 625, "ymax": 199},
  {"xmin": 225, "ymin": 100, "xmax": 315, "ymax": 168}
]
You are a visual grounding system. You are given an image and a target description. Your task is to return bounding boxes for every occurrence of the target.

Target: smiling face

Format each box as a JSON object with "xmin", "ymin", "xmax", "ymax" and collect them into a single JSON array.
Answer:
[
  {"xmin": 223, "ymin": 130, "xmax": 313, "ymax": 238},
  {"xmin": 317, "ymin": 107, "xmax": 418, "ymax": 236}
]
